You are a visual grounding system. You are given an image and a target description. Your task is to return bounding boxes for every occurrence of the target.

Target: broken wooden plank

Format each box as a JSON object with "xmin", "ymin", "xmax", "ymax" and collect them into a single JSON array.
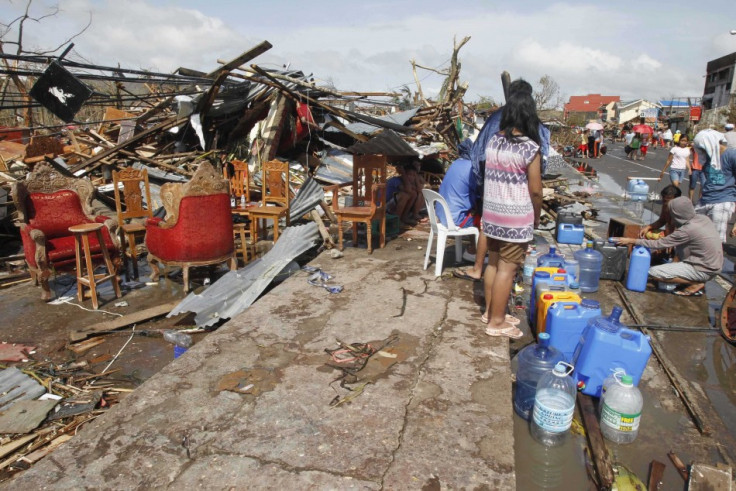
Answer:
[
  {"xmin": 19, "ymin": 434, "xmax": 73, "ymax": 464},
  {"xmin": 69, "ymin": 300, "xmax": 182, "ymax": 341},
  {"xmin": 577, "ymin": 392, "xmax": 614, "ymax": 489},
  {"xmin": 70, "ymin": 117, "xmax": 188, "ymax": 176},
  {"xmin": 668, "ymin": 451, "xmax": 690, "ymax": 481},
  {"xmin": 648, "ymin": 460, "xmax": 666, "ymax": 490},
  {"xmin": 67, "ymin": 337, "xmax": 106, "ymax": 354},
  {"xmin": 207, "ymin": 40, "xmax": 272, "ymax": 79}
]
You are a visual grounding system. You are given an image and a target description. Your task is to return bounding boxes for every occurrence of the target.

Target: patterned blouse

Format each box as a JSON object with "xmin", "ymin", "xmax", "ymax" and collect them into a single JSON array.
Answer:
[{"xmin": 482, "ymin": 132, "xmax": 540, "ymax": 243}]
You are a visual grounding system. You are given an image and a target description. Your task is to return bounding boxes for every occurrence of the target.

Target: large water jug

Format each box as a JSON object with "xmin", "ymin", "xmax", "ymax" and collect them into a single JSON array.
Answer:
[
  {"xmin": 600, "ymin": 374, "xmax": 643, "ymax": 444},
  {"xmin": 537, "ymin": 246, "xmax": 565, "ymax": 268},
  {"xmin": 546, "ymin": 299, "xmax": 601, "ymax": 361},
  {"xmin": 625, "ymin": 246, "xmax": 651, "ymax": 292},
  {"xmin": 530, "ymin": 271, "xmax": 568, "ymax": 325},
  {"xmin": 514, "ymin": 333, "xmax": 566, "ymax": 420},
  {"xmin": 626, "ymin": 179, "xmax": 649, "ymax": 202},
  {"xmin": 594, "ymin": 239, "xmax": 627, "ymax": 281},
  {"xmin": 536, "ymin": 291, "xmax": 581, "ymax": 334},
  {"xmin": 574, "ymin": 241, "xmax": 603, "ymax": 293},
  {"xmin": 572, "ymin": 306, "xmax": 652, "ymax": 397},
  {"xmin": 531, "ymin": 362, "xmax": 577, "ymax": 447}
]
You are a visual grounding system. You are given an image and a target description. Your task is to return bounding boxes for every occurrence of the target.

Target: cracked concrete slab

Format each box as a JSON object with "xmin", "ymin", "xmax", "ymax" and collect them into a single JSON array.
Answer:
[{"xmin": 5, "ymin": 242, "xmax": 515, "ymax": 489}]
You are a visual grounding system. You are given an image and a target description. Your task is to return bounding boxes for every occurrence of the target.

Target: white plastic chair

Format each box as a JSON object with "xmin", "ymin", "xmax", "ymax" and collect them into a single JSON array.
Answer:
[{"xmin": 421, "ymin": 189, "xmax": 480, "ymax": 277}]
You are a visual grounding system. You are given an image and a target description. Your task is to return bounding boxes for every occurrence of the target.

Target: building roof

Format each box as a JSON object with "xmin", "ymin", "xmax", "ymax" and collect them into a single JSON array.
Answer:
[
  {"xmin": 659, "ymin": 100, "xmax": 691, "ymax": 107},
  {"xmin": 564, "ymin": 94, "xmax": 620, "ymax": 113}
]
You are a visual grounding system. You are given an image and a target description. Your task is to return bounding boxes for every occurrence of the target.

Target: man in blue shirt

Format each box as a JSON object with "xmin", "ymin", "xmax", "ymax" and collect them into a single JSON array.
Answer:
[
  {"xmin": 438, "ymin": 139, "xmax": 477, "ymax": 228},
  {"xmin": 693, "ymin": 129, "xmax": 736, "ymax": 243}
]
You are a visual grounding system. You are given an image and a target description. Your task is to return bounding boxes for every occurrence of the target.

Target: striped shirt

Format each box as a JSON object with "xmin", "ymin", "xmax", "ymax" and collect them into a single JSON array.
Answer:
[{"xmin": 482, "ymin": 133, "xmax": 539, "ymax": 242}]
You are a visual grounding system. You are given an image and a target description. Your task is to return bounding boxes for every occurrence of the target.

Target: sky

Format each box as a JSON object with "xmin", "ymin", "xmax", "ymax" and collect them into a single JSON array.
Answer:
[{"xmin": 2, "ymin": 0, "xmax": 736, "ymax": 106}]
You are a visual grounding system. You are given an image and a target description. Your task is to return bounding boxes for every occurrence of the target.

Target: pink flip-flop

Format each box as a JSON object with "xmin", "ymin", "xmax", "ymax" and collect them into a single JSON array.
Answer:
[
  {"xmin": 485, "ymin": 325, "xmax": 524, "ymax": 339},
  {"xmin": 481, "ymin": 314, "xmax": 520, "ymax": 325}
]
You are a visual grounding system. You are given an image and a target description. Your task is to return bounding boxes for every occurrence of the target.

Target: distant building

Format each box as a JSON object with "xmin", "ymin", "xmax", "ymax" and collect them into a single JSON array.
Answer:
[
  {"xmin": 702, "ymin": 51, "xmax": 736, "ymax": 110},
  {"xmin": 563, "ymin": 94, "xmax": 620, "ymax": 122},
  {"xmin": 614, "ymin": 99, "xmax": 662, "ymax": 125}
]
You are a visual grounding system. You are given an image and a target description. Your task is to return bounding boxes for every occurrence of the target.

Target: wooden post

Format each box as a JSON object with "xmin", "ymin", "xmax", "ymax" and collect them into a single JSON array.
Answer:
[{"xmin": 577, "ymin": 393, "xmax": 615, "ymax": 488}]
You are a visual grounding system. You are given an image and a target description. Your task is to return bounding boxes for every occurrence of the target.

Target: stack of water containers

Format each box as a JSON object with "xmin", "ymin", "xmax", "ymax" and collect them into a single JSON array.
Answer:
[{"xmin": 626, "ymin": 179, "xmax": 649, "ymax": 202}]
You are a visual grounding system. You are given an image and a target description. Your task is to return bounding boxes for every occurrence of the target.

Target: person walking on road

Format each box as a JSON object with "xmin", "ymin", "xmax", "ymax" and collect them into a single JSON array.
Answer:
[
  {"xmin": 692, "ymin": 129, "xmax": 736, "ymax": 243},
  {"xmin": 480, "ymin": 83, "xmax": 543, "ymax": 339},
  {"xmin": 725, "ymin": 123, "xmax": 736, "ymax": 149},
  {"xmin": 660, "ymin": 134, "xmax": 691, "ymax": 188},
  {"xmin": 663, "ymin": 127, "xmax": 673, "ymax": 148}
]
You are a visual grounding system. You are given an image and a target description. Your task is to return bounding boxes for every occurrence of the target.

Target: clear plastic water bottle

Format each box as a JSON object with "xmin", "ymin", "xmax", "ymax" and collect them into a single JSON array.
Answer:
[
  {"xmin": 531, "ymin": 361, "xmax": 577, "ymax": 447},
  {"xmin": 600, "ymin": 374, "xmax": 643, "ymax": 444},
  {"xmin": 574, "ymin": 241, "xmax": 603, "ymax": 293},
  {"xmin": 163, "ymin": 330, "xmax": 193, "ymax": 358},
  {"xmin": 523, "ymin": 247, "xmax": 538, "ymax": 285},
  {"xmin": 514, "ymin": 333, "xmax": 566, "ymax": 420}
]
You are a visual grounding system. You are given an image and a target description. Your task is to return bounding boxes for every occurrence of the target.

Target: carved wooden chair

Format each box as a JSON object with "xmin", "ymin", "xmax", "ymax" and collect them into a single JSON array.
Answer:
[
  {"xmin": 224, "ymin": 159, "xmax": 255, "ymax": 264},
  {"xmin": 145, "ymin": 162, "xmax": 235, "ymax": 292},
  {"xmin": 248, "ymin": 159, "xmax": 290, "ymax": 242},
  {"xmin": 330, "ymin": 154, "xmax": 387, "ymax": 253},
  {"xmin": 11, "ymin": 162, "xmax": 120, "ymax": 300},
  {"xmin": 113, "ymin": 167, "xmax": 153, "ymax": 280}
]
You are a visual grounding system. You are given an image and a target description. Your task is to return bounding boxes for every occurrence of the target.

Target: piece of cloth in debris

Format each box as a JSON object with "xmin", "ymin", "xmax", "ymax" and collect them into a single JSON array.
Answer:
[
  {"xmin": 470, "ymin": 107, "xmax": 550, "ymax": 195},
  {"xmin": 693, "ymin": 129, "xmax": 726, "ymax": 172}
]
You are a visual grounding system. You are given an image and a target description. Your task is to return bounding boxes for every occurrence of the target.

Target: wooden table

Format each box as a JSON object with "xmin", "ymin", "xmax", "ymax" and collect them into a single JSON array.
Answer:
[
  {"xmin": 69, "ymin": 223, "xmax": 121, "ymax": 310},
  {"xmin": 231, "ymin": 203, "xmax": 257, "ymax": 263}
]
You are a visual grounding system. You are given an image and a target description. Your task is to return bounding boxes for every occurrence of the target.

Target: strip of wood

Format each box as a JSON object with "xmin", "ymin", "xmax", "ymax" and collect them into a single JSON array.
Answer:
[
  {"xmin": 577, "ymin": 393, "xmax": 614, "ymax": 488},
  {"xmin": 67, "ymin": 337, "xmax": 106, "ymax": 354},
  {"xmin": 668, "ymin": 451, "xmax": 690, "ymax": 481},
  {"xmin": 0, "ymin": 434, "xmax": 37, "ymax": 460},
  {"xmin": 648, "ymin": 460, "xmax": 666, "ymax": 490},
  {"xmin": 69, "ymin": 299, "xmax": 181, "ymax": 341}
]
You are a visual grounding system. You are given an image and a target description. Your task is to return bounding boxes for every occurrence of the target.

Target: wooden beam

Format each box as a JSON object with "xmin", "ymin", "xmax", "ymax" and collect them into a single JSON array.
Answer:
[
  {"xmin": 577, "ymin": 393, "xmax": 615, "ymax": 488},
  {"xmin": 207, "ymin": 40, "xmax": 272, "ymax": 78},
  {"xmin": 648, "ymin": 460, "xmax": 666, "ymax": 490},
  {"xmin": 69, "ymin": 300, "xmax": 182, "ymax": 341}
]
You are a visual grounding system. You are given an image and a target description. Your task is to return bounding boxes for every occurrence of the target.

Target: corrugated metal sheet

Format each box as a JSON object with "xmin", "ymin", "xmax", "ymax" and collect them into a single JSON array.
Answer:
[
  {"xmin": 325, "ymin": 108, "xmax": 419, "ymax": 136},
  {"xmin": 314, "ymin": 148, "xmax": 353, "ymax": 184},
  {"xmin": 0, "ymin": 367, "xmax": 46, "ymax": 410},
  {"xmin": 288, "ymin": 177, "xmax": 325, "ymax": 222},
  {"xmin": 168, "ymin": 222, "xmax": 321, "ymax": 327},
  {"xmin": 348, "ymin": 129, "xmax": 418, "ymax": 157}
]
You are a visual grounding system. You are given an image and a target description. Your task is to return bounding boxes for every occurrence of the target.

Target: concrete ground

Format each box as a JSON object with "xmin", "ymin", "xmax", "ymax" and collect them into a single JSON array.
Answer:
[{"xmin": 4, "ymin": 239, "xmax": 517, "ymax": 489}]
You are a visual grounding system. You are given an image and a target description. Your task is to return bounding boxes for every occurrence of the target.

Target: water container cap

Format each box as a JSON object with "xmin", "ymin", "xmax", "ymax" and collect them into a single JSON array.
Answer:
[
  {"xmin": 610, "ymin": 305, "xmax": 623, "ymax": 321},
  {"xmin": 549, "ymin": 246, "xmax": 556, "ymax": 253},
  {"xmin": 538, "ymin": 332, "xmax": 550, "ymax": 341},
  {"xmin": 581, "ymin": 299, "xmax": 600, "ymax": 309},
  {"xmin": 543, "ymin": 294, "xmax": 553, "ymax": 299},
  {"xmin": 570, "ymin": 282, "xmax": 579, "ymax": 289},
  {"xmin": 557, "ymin": 269, "xmax": 567, "ymax": 273},
  {"xmin": 553, "ymin": 361, "xmax": 574, "ymax": 377},
  {"xmin": 621, "ymin": 375, "xmax": 633, "ymax": 385}
]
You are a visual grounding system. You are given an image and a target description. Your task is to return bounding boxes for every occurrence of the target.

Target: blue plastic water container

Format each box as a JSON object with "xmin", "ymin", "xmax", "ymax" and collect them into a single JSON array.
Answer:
[
  {"xmin": 572, "ymin": 306, "xmax": 652, "ymax": 397},
  {"xmin": 625, "ymin": 246, "xmax": 651, "ymax": 292},
  {"xmin": 537, "ymin": 246, "xmax": 565, "ymax": 268},
  {"xmin": 627, "ymin": 179, "xmax": 649, "ymax": 202},
  {"xmin": 173, "ymin": 345, "xmax": 187, "ymax": 358},
  {"xmin": 514, "ymin": 333, "xmax": 566, "ymax": 420},
  {"xmin": 556, "ymin": 223, "xmax": 585, "ymax": 244},
  {"xmin": 530, "ymin": 271, "xmax": 568, "ymax": 325},
  {"xmin": 546, "ymin": 299, "xmax": 601, "ymax": 362}
]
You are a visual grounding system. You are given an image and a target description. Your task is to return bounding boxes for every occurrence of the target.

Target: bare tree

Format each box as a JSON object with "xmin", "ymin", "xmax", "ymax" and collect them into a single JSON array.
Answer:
[
  {"xmin": 0, "ymin": 0, "xmax": 91, "ymax": 126},
  {"xmin": 533, "ymin": 75, "xmax": 560, "ymax": 111}
]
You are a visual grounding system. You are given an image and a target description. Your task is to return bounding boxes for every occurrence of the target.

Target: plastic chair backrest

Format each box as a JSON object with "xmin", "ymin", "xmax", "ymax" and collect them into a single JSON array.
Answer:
[{"xmin": 422, "ymin": 189, "xmax": 457, "ymax": 233}]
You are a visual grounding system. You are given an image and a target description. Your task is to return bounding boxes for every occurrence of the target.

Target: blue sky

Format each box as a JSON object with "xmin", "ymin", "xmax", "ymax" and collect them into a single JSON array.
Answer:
[{"xmin": 2, "ymin": 0, "xmax": 736, "ymax": 104}]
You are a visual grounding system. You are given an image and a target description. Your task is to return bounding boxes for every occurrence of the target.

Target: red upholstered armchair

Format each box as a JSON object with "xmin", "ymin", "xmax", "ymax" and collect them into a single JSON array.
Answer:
[
  {"xmin": 145, "ymin": 162, "xmax": 235, "ymax": 292},
  {"xmin": 11, "ymin": 162, "xmax": 119, "ymax": 300}
]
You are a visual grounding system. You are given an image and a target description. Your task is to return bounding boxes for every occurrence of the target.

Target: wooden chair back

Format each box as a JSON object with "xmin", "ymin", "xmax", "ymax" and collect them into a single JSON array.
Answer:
[
  {"xmin": 352, "ymin": 154, "xmax": 386, "ymax": 207},
  {"xmin": 112, "ymin": 168, "xmax": 153, "ymax": 223},
  {"xmin": 224, "ymin": 159, "xmax": 250, "ymax": 202},
  {"xmin": 261, "ymin": 159, "xmax": 290, "ymax": 208}
]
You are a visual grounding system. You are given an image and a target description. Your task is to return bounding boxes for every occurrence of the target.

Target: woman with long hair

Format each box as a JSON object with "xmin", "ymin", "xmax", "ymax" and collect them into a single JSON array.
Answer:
[{"xmin": 481, "ymin": 84, "xmax": 543, "ymax": 339}]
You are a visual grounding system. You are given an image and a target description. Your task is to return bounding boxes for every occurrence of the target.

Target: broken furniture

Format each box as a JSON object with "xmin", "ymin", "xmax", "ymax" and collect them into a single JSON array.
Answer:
[
  {"xmin": 11, "ymin": 162, "xmax": 120, "ymax": 300},
  {"xmin": 421, "ymin": 189, "xmax": 479, "ymax": 276},
  {"xmin": 248, "ymin": 159, "xmax": 291, "ymax": 243},
  {"xmin": 330, "ymin": 154, "xmax": 387, "ymax": 253},
  {"xmin": 145, "ymin": 162, "xmax": 235, "ymax": 293},
  {"xmin": 225, "ymin": 159, "xmax": 256, "ymax": 264},
  {"xmin": 112, "ymin": 167, "xmax": 153, "ymax": 280},
  {"xmin": 69, "ymin": 222, "xmax": 122, "ymax": 309}
]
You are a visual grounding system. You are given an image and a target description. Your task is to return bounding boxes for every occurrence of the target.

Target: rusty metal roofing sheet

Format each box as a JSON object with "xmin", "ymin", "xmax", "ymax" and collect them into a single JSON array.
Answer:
[
  {"xmin": 347, "ymin": 129, "xmax": 418, "ymax": 157},
  {"xmin": 0, "ymin": 367, "xmax": 46, "ymax": 411}
]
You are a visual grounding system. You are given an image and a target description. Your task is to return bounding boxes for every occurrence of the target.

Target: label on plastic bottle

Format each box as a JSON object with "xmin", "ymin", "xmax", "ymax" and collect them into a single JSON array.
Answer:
[
  {"xmin": 600, "ymin": 403, "xmax": 641, "ymax": 432},
  {"xmin": 532, "ymin": 390, "xmax": 575, "ymax": 433}
]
